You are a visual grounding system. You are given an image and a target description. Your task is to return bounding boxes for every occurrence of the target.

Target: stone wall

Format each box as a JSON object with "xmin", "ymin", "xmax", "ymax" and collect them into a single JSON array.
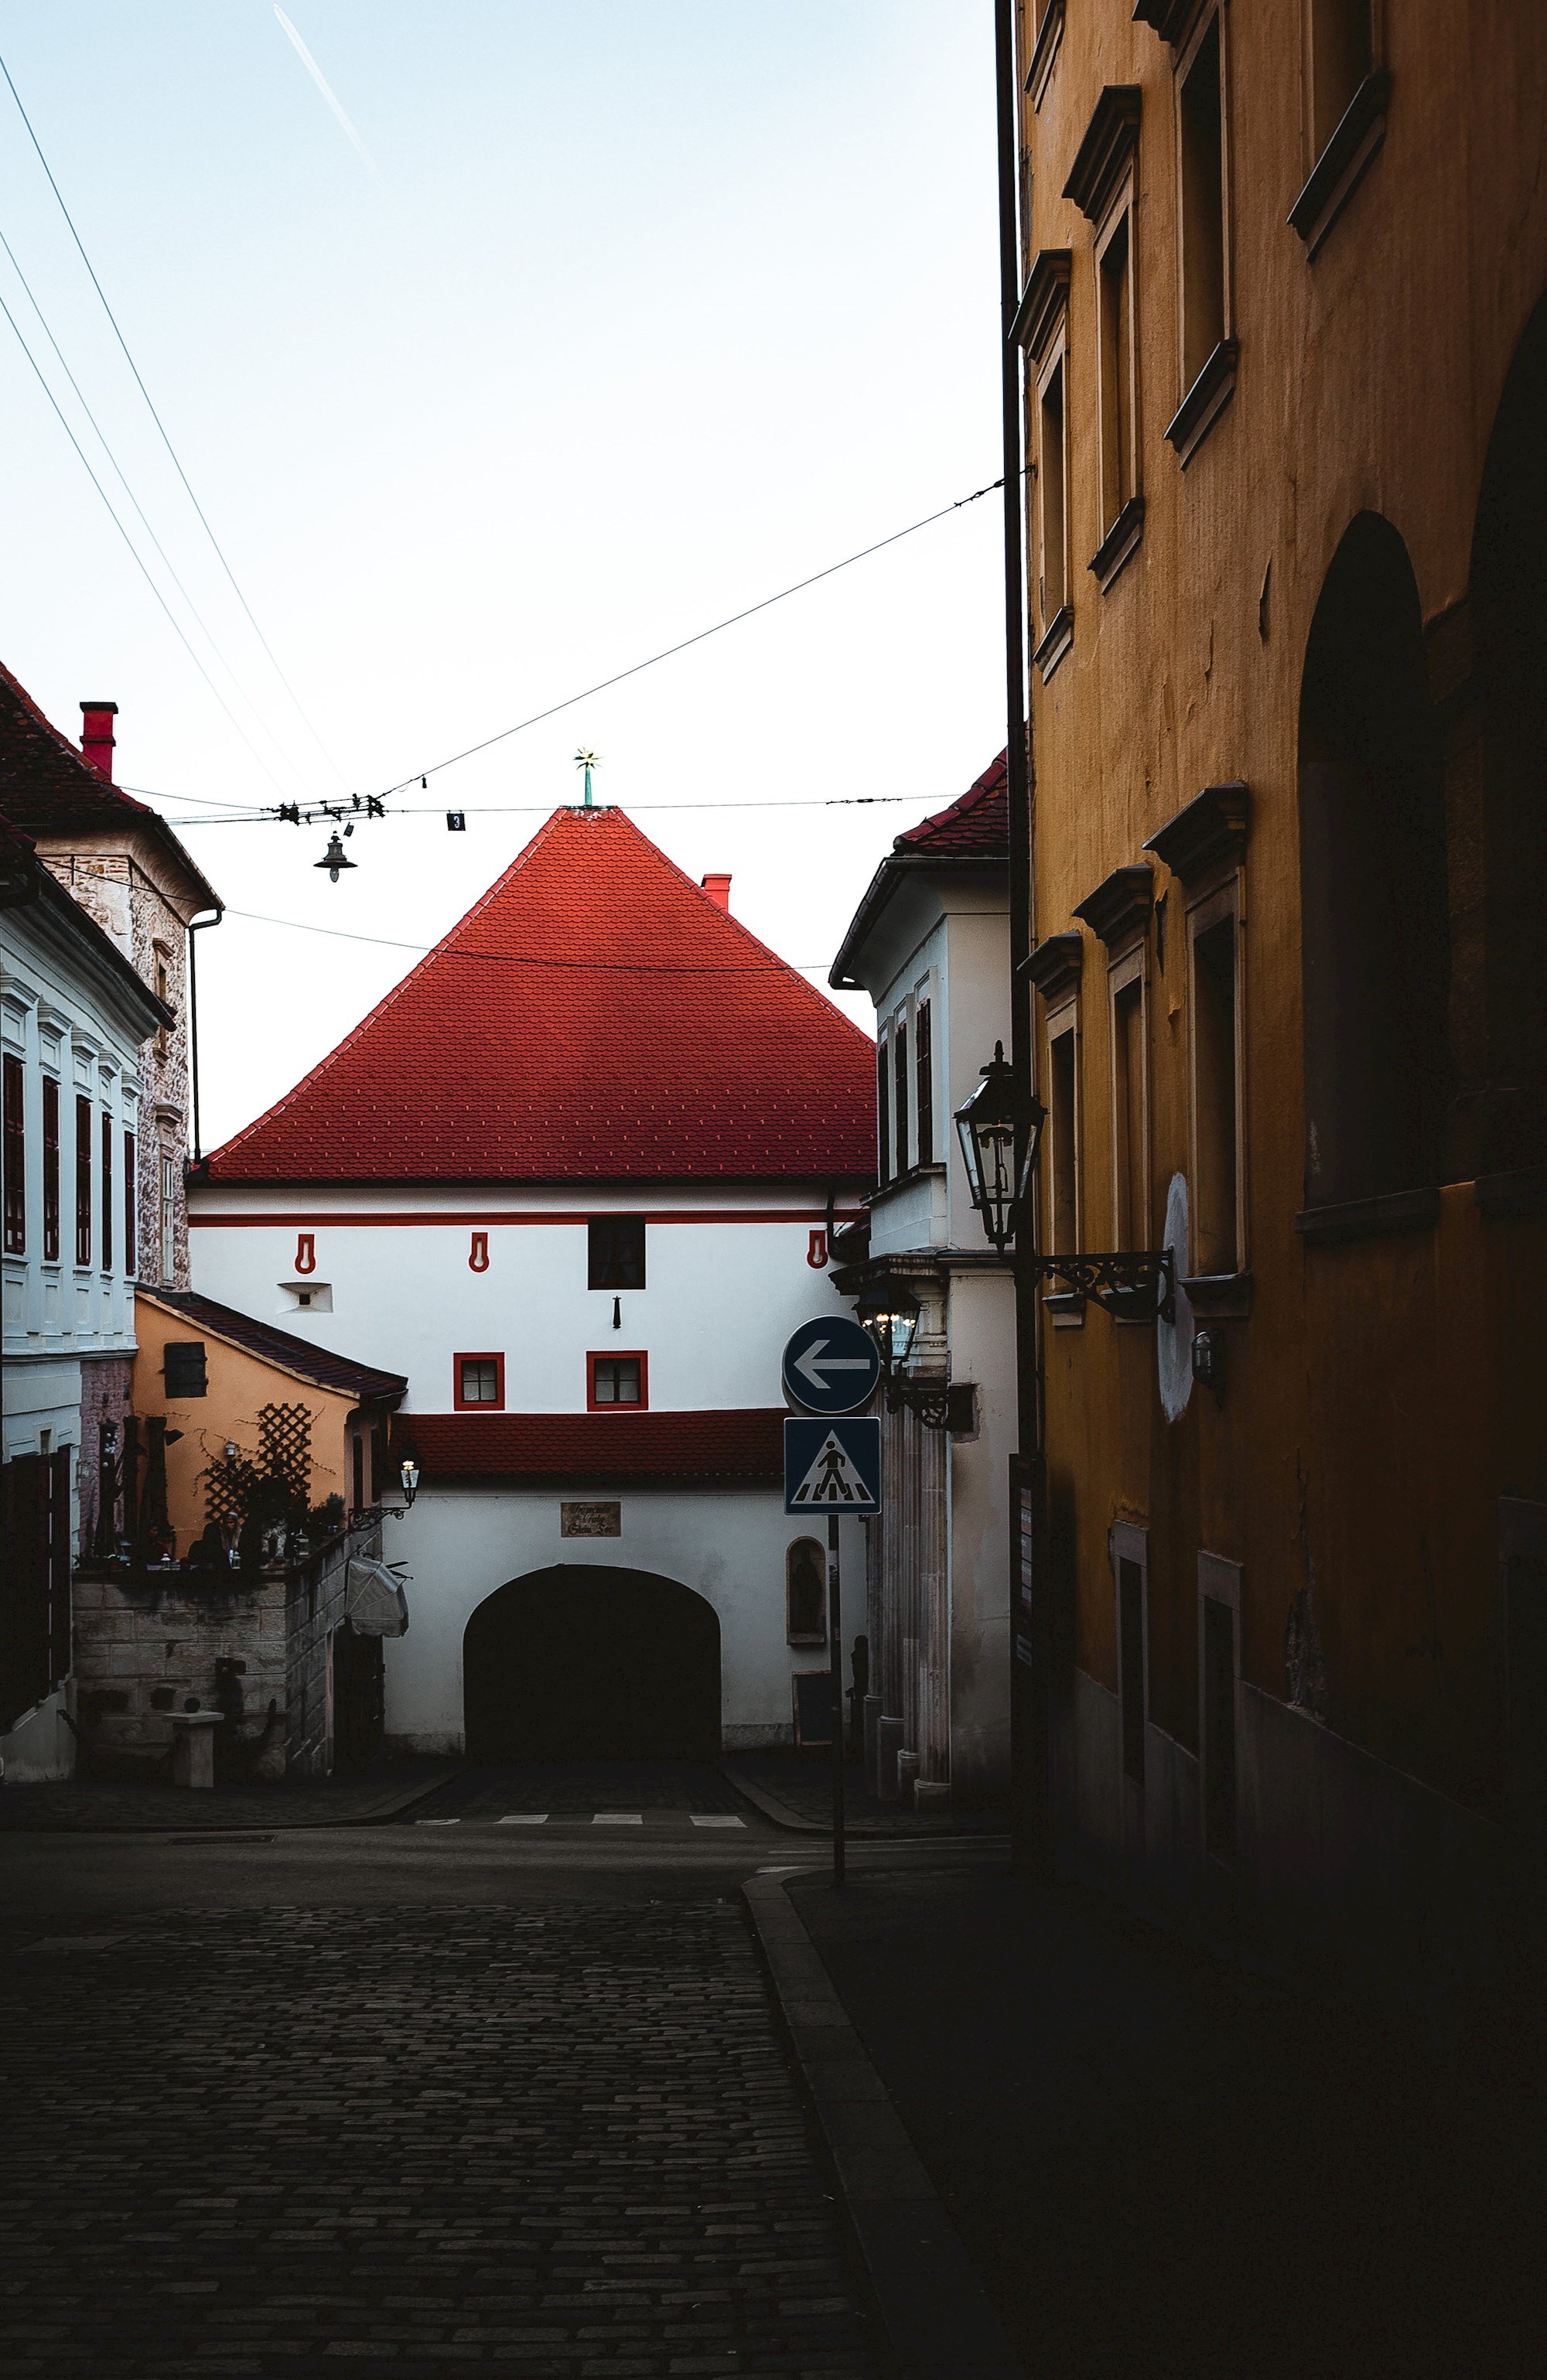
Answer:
[{"xmin": 71, "ymin": 1519, "xmax": 381, "ymax": 1781}]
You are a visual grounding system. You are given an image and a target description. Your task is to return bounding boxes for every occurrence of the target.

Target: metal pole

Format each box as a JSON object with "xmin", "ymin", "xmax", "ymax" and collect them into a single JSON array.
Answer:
[{"xmin": 828, "ymin": 1512, "xmax": 845, "ymax": 1887}]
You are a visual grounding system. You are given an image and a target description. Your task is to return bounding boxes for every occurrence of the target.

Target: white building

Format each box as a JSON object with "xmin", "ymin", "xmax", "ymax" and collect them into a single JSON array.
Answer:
[
  {"xmin": 1, "ymin": 814, "xmax": 169, "ymax": 1780},
  {"xmin": 828, "ymin": 754, "xmax": 1016, "ymax": 1803},
  {"xmin": 188, "ymin": 802, "xmax": 876, "ymax": 1758}
]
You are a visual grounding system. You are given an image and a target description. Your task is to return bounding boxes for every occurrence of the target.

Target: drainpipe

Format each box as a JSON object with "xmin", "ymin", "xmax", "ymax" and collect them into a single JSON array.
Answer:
[
  {"xmin": 995, "ymin": 0, "xmax": 1049, "ymax": 1873},
  {"xmin": 186, "ymin": 909, "xmax": 224, "ymax": 1166}
]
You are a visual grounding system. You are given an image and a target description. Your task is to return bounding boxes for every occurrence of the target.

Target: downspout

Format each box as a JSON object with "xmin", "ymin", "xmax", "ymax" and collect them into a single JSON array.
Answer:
[
  {"xmin": 186, "ymin": 908, "xmax": 224, "ymax": 1166},
  {"xmin": 995, "ymin": 0, "xmax": 1048, "ymax": 1872}
]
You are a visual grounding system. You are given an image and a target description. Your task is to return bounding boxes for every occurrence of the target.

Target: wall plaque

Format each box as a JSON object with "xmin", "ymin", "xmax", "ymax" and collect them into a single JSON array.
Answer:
[{"xmin": 562, "ymin": 1501, "xmax": 621, "ymax": 1538}]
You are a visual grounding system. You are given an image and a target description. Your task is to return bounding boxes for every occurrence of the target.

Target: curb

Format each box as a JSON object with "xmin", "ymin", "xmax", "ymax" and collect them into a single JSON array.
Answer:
[
  {"xmin": 719, "ymin": 1760, "xmax": 1001, "ymax": 1846},
  {"xmin": 0, "ymin": 1762, "xmax": 461, "ymax": 1835},
  {"xmin": 742, "ymin": 1870, "xmax": 1026, "ymax": 2380}
]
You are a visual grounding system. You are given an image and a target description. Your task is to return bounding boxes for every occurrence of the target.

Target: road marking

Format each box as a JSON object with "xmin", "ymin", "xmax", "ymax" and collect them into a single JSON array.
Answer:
[
  {"xmin": 755, "ymin": 1866, "xmax": 814, "ymax": 1877},
  {"xmin": 690, "ymin": 1814, "xmax": 746, "ymax": 1828},
  {"xmin": 415, "ymin": 1818, "xmax": 460, "ymax": 1826},
  {"xmin": 592, "ymin": 1811, "xmax": 643, "ymax": 1825},
  {"xmin": 497, "ymin": 1812, "xmax": 548, "ymax": 1825}
]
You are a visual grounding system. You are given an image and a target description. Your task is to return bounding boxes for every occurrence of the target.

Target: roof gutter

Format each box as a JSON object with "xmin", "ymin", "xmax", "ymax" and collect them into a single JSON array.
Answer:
[{"xmin": 828, "ymin": 852, "xmax": 1002, "ymax": 991}]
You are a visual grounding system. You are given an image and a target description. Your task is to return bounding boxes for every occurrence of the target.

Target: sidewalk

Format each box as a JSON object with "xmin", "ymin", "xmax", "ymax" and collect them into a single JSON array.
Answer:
[
  {"xmin": 772, "ymin": 1859, "xmax": 1542, "ymax": 2380},
  {"xmin": 722, "ymin": 1747, "xmax": 1007, "ymax": 1835},
  {"xmin": 0, "ymin": 1754, "xmax": 456, "ymax": 1832}
]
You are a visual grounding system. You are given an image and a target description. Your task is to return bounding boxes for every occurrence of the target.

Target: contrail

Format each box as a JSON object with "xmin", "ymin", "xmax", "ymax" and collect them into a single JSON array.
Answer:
[{"xmin": 274, "ymin": 7, "xmax": 388, "ymax": 195}]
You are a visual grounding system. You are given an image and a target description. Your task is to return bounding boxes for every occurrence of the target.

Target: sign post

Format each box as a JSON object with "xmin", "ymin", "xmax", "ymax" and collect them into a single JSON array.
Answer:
[{"xmin": 828, "ymin": 1513, "xmax": 844, "ymax": 1887}]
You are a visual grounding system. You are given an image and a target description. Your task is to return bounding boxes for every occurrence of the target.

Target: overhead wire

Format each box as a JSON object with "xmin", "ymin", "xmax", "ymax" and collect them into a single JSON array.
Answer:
[
  {"xmin": 224, "ymin": 904, "xmax": 839, "ymax": 973},
  {"xmin": 0, "ymin": 46, "xmax": 347, "ymax": 789}
]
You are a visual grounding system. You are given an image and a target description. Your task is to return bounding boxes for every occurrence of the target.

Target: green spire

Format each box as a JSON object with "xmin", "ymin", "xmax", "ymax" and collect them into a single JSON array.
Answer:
[{"xmin": 575, "ymin": 747, "xmax": 600, "ymax": 808}]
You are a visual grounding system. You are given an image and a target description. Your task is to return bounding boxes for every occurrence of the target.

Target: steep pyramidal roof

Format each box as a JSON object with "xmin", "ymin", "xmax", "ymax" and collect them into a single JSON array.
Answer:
[{"xmin": 207, "ymin": 804, "xmax": 876, "ymax": 1183}]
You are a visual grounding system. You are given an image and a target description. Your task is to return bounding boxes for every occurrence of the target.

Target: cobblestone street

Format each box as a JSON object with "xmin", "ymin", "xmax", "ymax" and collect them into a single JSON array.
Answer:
[{"xmin": 0, "ymin": 1890, "xmax": 878, "ymax": 2379}]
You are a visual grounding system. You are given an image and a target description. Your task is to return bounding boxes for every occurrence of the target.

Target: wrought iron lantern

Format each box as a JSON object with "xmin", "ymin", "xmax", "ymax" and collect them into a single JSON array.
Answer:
[
  {"xmin": 315, "ymin": 831, "xmax": 357, "ymax": 882},
  {"xmin": 855, "ymin": 1286, "xmax": 920, "ymax": 1380},
  {"xmin": 399, "ymin": 1456, "xmax": 419, "ymax": 1509},
  {"xmin": 953, "ymin": 1041, "xmax": 1042, "ymax": 1255}
]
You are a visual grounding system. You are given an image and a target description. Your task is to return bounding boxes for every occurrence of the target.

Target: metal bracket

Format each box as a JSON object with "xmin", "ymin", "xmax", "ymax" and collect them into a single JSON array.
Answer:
[{"xmin": 1029, "ymin": 1248, "xmax": 1175, "ymax": 1324}]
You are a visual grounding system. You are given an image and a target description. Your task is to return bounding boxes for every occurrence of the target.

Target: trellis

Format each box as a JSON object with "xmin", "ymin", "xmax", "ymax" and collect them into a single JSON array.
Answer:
[{"xmin": 203, "ymin": 1403, "xmax": 312, "ymax": 1531}]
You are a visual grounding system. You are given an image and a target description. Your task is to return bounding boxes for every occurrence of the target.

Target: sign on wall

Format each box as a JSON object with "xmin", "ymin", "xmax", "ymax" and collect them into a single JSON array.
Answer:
[
  {"xmin": 783, "ymin": 1416, "xmax": 881, "ymax": 1515},
  {"xmin": 562, "ymin": 1501, "xmax": 621, "ymax": 1538},
  {"xmin": 780, "ymin": 1316, "xmax": 880, "ymax": 1415}
]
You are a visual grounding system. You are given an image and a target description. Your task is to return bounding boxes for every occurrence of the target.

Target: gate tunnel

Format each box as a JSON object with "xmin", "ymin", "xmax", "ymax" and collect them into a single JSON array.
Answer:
[{"xmin": 462, "ymin": 1565, "xmax": 722, "ymax": 1762}]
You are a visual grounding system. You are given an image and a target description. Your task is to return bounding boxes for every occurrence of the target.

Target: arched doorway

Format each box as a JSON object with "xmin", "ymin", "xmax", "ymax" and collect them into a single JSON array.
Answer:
[
  {"xmin": 1297, "ymin": 510, "xmax": 1449, "ymax": 1207},
  {"xmin": 463, "ymin": 1566, "xmax": 721, "ymax": 1762}
]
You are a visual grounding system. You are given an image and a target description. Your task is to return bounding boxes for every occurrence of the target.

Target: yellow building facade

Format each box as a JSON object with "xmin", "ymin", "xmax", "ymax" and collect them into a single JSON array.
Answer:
[{"xmin": 1012, "ymin": 0, "xmax": 1547, "ymax": 2004}]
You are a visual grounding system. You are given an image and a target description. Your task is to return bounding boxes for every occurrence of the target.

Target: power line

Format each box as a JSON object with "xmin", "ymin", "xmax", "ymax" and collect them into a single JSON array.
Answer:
[
  {"xmin": 0, "ymin": 46, "xmax": 347, "ymax": 790},
  {"xmin": 0, "ymin": 221, "xmax": 315, "ymax": 795},
  {"xmin": 155, "ymin": 791, "xmax": 926, "ymax": 828},
  {"xmin": 223, "ymin": 905, "xmax": 838, "ymax": 974},
  {"xmin": 0, "ymin": 281, "xmax": 299, "ymax": 800}
]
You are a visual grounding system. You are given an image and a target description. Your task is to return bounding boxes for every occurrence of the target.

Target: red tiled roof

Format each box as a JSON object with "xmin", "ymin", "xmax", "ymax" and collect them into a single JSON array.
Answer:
[
  {"xmin": 891, "ymin": 750, "xmax": 1009, "ymax": 858},
  {"xmin": 207, "ymin": 805, "xmax": 876, "ymax": 1183},
  {"xmin": 138, "ymin": 1286, "xmax": 408, "ymax": 1404},
  {"xmin": 391, "ymin": 1409, "xmax": 784, "ymax": 1484},
  {"xmin": 0, "ymin": 660, "xmax": 220, "ymax": 913}
]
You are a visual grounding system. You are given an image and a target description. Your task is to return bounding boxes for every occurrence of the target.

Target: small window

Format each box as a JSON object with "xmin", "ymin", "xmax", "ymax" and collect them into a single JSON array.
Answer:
[
  {"xmin": 2, "ymin": 1053, "xmax": 23, "ymax": 1255},
  {"xmin": 154, "ymin": 954, "xmax": 170, "ymax": 1058},
  {"xmin": 915, "ymin": 996, "xmax": 934, "ymax": 1166},
  {"xmin": 1190, "ymin": 900, "xmax": 1242, "ymax": 1275},
  {"xmin": 588, "ymin": 1214, "xmax": 645, "ymax": 1290},
  {"xmin": 75, "ymin": 1096, "xmax": 93, "ymax": 1266},
  {"xmin": 786, "ymin": 1538, "xmax": 828, "ymax": 1647},
  {"xmin": 43, "ymin": 1077, "xmax": 60, "ymax": 1262},
  {"xmin": 589, "ymin": 1353, "xmax": 647, "ymax": 1410},
  {"xmin": 122, "ymin": 1131, "xmax": 135, "ymax": 1277},
  {"xmin": 159, "ymin": 1151, "xmax": 176, "ymax": 1284},
  {"xmin": 100, "ymin": 1111, "xmax": 113, "ymax": 1272},
  {"xmin": 1112, "ymin": 966, "xmax": 1147, "ymax": 1249},
  {"xmin": 1047, "ymin": 1009, "xmax": 1080, "ymax": 1253},
  {"xmin": 1308, "ymin": 0, "xmax": 1372, "ymax": 161},
  {"xmin": 1178, "ymin": 12, "xmax": 1227, "ymax": 396},
  {"xmin": 876, "ymin": 1036, "xmax": 891, "ymax": 1187},
  {"xmin": 163, "ymin": 1340, "xmax": 207, "ymax": 1398},
  {"xmin": 1098, "ymin": 207, "xmax": 1136, "ymax": 534},
  {"xmin": 455, "ymin": 1353, "xmax": 505, "ymax": 1409},
  {"xmin": 893, "ymin": 1018, "xmax": 910, "ymax": 1175},
  {"xmin": 1037, "ymin": 352, "xmax": 1069, "ymax": 628}
]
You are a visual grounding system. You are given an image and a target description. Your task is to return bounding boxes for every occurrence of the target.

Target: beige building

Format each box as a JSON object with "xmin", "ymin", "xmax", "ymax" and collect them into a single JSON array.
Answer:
[{"xmin": 1009, "ymin": 1, "xmax": 1547, "ymax": 2007}]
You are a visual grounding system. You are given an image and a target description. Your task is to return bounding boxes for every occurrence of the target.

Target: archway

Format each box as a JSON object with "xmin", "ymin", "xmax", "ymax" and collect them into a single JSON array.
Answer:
[
  {"xmin": 463, "ymin": 1566, "xmax": 721, "ymax": 1762},
  {"xmin": 1297, "ymin": 510, "xmax": 1449, "ymax": 1207}
]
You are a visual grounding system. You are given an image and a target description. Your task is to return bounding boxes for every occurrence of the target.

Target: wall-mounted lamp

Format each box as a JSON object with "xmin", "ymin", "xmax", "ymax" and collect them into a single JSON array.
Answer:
[
  {"xmin": 399, "ymin": 1457, "xmax": 419, "ymax": 1509},
  {"xmin": 855, "ymin": 1286, "xmax": 955, "ymax": 1430}
]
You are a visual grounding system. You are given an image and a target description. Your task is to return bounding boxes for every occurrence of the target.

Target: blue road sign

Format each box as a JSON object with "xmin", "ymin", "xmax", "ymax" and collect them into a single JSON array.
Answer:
[
  {"xmin": 781, "ymin": 1315, "xmax": 880, "ymax": 1415},
  {"xmin": 784, "ymin": 1416, "xmax": 882, "ymax": 1516}
]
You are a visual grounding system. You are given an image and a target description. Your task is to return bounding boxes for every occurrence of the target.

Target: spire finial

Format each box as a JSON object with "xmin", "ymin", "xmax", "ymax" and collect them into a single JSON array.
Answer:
[{"xmin": 574, "ymin": 747, "xmax": 600, "ymax": 808}]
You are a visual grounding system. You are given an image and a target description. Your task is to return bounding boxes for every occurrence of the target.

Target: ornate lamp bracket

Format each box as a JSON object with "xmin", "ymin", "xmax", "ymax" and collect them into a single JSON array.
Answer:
[
  {"xmin": 883, "ymin": 1376, "xmax": 954, "ymax": 1431},
  {"xmin": 1027, "ymin": 1247, "xmax": 1175, "ymax": 1325}
]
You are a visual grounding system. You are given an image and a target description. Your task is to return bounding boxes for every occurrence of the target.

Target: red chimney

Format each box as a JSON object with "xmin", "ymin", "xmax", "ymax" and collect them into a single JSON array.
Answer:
[
  {"xmin": 80, "ymin": 701, "xmax": 118, "ymax": 780},
  {"xmin": 700, "ymin": 872, "xmax": 731, "ymax": 913}
]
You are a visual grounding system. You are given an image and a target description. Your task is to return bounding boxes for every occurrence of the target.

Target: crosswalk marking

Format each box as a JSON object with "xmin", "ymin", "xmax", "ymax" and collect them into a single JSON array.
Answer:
[
  {"xmin": 415, "ymin": 1818, "xmax": 460, "ymax": 1826},
  {"xmin": 497, "ymin": 1813, "xmax": 548, "ymax": 1824},
  {"xmin": 592, "ymin": 1811, "xmax": 644, "ymax": 1825},
  {"xmin": 690, "ymin": 1814, "xmax": 746, "ymax": 1828}
]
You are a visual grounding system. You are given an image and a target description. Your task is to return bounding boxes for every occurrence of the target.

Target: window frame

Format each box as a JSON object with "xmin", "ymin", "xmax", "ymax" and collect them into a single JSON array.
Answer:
[
  {"xmin": 587, "ymin": 1350, "xmax": 648, "ymax": 1412},
  {"xmin": 42, "ymin": 1074, "xmax": 60, "ymax": 1263},
  {"xmin": 587, "ymin": 1213, "xmax": 646, "ymax": 1292},
  {"xmin": 1033, "ymin": 325, "xmax": 1074, "ymax": 672},
  {"xmin": 876, "ymin": 1029, "xmax": 891, "ymax": 1187},
  {"xmin": 453, "ymin": 1352, "xmax": 506, "ymax": 1412},
  {"xmin": 1167, "ymin": 3, "xmax": 1238, "ymax": 467},
  {"xmin": 1043, "ymin": 990, "xmax": 1083, "ymax": 1325},
  {"xmin": 2, "ymin": 1051, "xmax": 24, "ymax": 1256},
  {"xmin": 914, "ymin": 986, "xmax": 934, "ymax": 1168},
  {"xmin": 893, "ymin": 1009, "xmax": 910, "ymax": 1176},
  {"xmin": 123, "ymin": 1130, "xmax": 136, "ymax": 1278},
  {"xmin": 74, "ymin": 1095, "xmax": 93, "ymax": 1268},
  {"xmin": 1185, "ymin": 879, "xmax": 1247, "ymax": 1281},
  {"xmin": 100, "ymin": 1109, "xmax": 113, "ymax": 1273},
  {"xmin": 159, "ymin": 1149, "xmax": 177, "ymax": 1284},
  {"xmin": 1093, "ymin": 177, "xmax": 1144, "ymax": 583},
  {"xmin": 1108, "ymin": 944, "xmax": 1150, "ymax": 1253}
]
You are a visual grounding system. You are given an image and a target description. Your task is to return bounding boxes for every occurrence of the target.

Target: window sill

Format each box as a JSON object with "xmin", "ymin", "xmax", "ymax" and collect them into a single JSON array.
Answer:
[
  {"xmin": 1089, "ymin": 496, "xmax": 1145, "ymax": 593},
  {"xmin": 1181, "ymin": 1269, "xmax": 1252, "ymax": 1319},
  {"xmin": 1026, "ymin": 0, "xmax": 1064, "ymax": 110},
  {"xmin": 870, "ymin": 1164, "xmax": 946, "ymax": 1206},
  {"xmin": 1044, "ymin": 1290, "xmax": 1085, "ymax": 1328},
  {"xmin": 1295, "ymin": 1186, "xmax": 1439, "ymax": 1245},
  {"xmin": 1474, "ymin": 1165, "xmax": 1547, "ymax": 1219},
  {"xmin": 1288, "ymin": 70, "xmax": 1389, "ymax": 259},
  {"xmin": 1165, "ymin": 340, "xmax": 1238, "ymax": 468},
  {"xmin": 1033, "ymin": 605, "xmax": 1074, "ymax": 684}
]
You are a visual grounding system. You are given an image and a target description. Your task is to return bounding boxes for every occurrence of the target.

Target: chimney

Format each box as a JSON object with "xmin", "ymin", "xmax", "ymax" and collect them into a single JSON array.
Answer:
[
  {"xmin": 80, "ymin": 701, "xmax": 118, "ymax": 780},
  {"xmin": 701, "ymin": 872, "xmax": 732, "ymax": 913}
]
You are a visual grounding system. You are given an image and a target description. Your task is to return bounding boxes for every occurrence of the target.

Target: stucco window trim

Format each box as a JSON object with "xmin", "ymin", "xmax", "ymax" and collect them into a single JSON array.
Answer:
[
  {"xmin": 1026, "ymin": 0, "xmax": 1065, "ymax": 111},
  {"xmin": 1289, "ymin": 69, "xmax": 1389, "ymax": 258},
  {"xmin": 1185, "ymin": 878, "xmax": 1248, "ymax": 1281},
  {"xmin": 1294, "ymin": 1184, "xmax": 1438, "ymax": 1244},
  {"xmin": 1165, "ymin": 336, "xmax": 1238, "ymax": 466},
  {"xmin": 1107, "ymin": 944, "xmax": 1152, "ymax": 1257},
  {"xmin": 1168, "ymin": 5, "xmax": 1237, "ymax": 470}
]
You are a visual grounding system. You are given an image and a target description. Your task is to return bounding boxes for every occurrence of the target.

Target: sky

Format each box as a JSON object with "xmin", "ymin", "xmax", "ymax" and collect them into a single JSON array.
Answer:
[{"xmin": 0, "ymin": 3, "xmax": 1007, "ymax": 1151}]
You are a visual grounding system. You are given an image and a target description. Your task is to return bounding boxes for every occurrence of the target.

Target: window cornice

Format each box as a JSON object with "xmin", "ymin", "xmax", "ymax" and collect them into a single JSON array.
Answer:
[{"xmin": 1063, "ymin": 87, "xmax": 1142, "ymax": 227}]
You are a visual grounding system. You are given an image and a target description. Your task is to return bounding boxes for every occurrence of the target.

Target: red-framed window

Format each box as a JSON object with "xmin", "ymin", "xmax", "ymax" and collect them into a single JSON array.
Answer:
[
  {"xmin": 74, "ymin": 1096, "xmax": 92, "ymax": 1265},
  {"xmin": 123, "ymin": 1131, "xmax": 136, "ymax": 1276},
  {"xmin": 587, "ymin": 1351, "xmax": 647, "ymax": 1410},
  {"xmin": 2, "ymin": 1053, "xmax": 24, "ymax": 1255},
  {"xmin": 101, "ymin": 1111, "xmax": 113, "ymax": 1272},
  {"xmin": 42, "ymin": 1077, "xmax": 60, "ymax": 1261},
  {"xmin": 453, "ymin": 1352, "xmax": 505, "ymax": 1410}
]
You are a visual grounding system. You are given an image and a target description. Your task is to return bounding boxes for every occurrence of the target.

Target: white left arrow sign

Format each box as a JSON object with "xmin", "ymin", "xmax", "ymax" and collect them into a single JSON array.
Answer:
[{"xmin": 794, "ymin": 1338, "xmax": 875, "ymax": 1393}]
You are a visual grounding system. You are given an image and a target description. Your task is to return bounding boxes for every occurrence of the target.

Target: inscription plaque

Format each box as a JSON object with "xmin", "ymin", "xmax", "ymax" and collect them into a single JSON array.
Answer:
[{"xmin": 561, "ymin": 1501, "xmax": 621, "ymax": 1538}]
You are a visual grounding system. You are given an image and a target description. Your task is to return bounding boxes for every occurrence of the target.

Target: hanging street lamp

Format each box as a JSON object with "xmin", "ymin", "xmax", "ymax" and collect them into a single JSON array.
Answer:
[
  {"xmin": 314, "ymin": 831, "xmax": 357, "ymax": 883},
  {"xmin": 954, "ymin": 1040, "xmax": 1174, "ymax": 1323}
]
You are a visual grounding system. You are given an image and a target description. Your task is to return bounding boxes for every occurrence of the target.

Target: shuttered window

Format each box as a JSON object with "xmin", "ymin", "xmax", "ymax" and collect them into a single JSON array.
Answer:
[
  {"xmin": 2, "ymin": 1053, "xmax": 23, "ymax": 1255},
  {"xmin": 75, "ymin": 1097, "xmax": 92, "ymax": 1265},
  {"xmin": 42, "ymin": 1077, "xmax": 60, "ymax": 1261}
]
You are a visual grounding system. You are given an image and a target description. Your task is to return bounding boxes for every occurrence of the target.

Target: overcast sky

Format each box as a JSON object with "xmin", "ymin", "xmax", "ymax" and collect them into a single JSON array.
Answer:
[{"xmin": 0, "ymin": 3, "xmax": 1006, "ymax": 1150}]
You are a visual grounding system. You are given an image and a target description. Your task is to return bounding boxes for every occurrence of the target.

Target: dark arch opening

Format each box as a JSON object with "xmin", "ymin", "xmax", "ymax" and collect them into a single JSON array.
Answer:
[
  {"xmin": 1298, "ymin": 510, "xmax": 1450, "ymax": 1207},
  {"xmin": 463, "ymin": 1565, "xmax": 721, "ymax": 1763},
  {"xmin": 1469, "ymin": 288, "xmax": 1547, "ymax": 1172}
]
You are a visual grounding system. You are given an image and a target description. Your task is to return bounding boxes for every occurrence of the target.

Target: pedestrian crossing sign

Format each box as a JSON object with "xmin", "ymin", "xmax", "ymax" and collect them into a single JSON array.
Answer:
[{"xmin": 783, "ymin": 1416, "xmax": 881, "ymax": 1515}]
